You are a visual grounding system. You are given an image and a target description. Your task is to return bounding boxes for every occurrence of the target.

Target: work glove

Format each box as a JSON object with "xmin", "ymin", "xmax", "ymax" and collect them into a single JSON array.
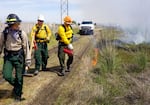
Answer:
[
  {"xmin": 25, "ymin": 59, "xmax": 31, "ymax": 67},
  {"xmin": 46, "ymin": 37, "xmax": 50, "ymax": 43},
  {"xmin": 68, "ymin": 44, "xmax": 73, "ymax": 50}
]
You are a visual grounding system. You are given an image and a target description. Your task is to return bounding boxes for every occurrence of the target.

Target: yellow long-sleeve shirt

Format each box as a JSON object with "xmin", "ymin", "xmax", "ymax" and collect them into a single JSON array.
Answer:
[
  {"xmin": 58, "ymin": 25, "xmax": 73, "ymax": 45},
  {"xmin": 30, "ymin": 24, "xmax": 51, "ymax": 40}
]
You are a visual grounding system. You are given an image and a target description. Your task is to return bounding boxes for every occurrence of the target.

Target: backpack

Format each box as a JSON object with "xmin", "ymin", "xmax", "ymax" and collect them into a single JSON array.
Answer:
[
  {"xmin": 55, "ymin": 24, "xmax": 73, "ymax": 41},
  {"xmin": 3, "ymin": 27, "xmax": 23, "ymax": 45}
]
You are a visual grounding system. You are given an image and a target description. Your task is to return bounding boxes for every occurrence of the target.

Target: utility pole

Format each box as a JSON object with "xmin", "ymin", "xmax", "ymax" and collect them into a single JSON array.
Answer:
[{"xmin": 60, "ymin": 0, "xmax": 68, "ymax": 24}]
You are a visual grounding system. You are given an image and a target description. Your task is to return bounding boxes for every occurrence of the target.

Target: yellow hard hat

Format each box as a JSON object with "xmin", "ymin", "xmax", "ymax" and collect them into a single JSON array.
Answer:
[{"xmin": 64, "ymin": 16, "xmax": 72, "ymax": 24}]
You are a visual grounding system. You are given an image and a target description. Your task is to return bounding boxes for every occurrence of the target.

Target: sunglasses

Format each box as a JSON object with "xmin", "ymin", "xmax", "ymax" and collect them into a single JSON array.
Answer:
[
  {"xmin": 14, "ymin": 22, "xmax": 20, "ymax": 25},
  {"xmin": 38, "ymin": 20, "xmax": 44, "ymax": 22}
]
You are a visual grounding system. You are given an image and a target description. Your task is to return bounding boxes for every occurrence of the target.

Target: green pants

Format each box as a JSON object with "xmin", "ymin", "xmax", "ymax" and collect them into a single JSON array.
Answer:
[
  {"xmin": 3, "ymin": 52, "xmax": 24, "ymax": 97},
  {"xmin": 58, "ymin": 45, "xmax": 73, "ymax": 70},
  {"xmin": 34, "ymin": 42, "xmax": 49, "ymax": 70}
]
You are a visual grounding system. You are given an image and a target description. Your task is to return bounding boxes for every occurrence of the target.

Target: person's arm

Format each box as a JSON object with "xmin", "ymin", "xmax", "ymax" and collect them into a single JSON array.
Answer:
[
  {"xmin": 22, "ymin": 31, "xmax": 31, "ymax": 67},
  {"xmin": 0, "ymin": 33, "xmax": 4, "ymax": 54},
  {"xmin": 58, "ymin": 25, "xmax": 70, "ymax": 45},
  {"xmin": 58, "ymin": 25, "xmax": 73, "ymax": 50},
  {"xmin": 45, "ymin": 25, "xmax": 51, "ymax": 42},
  {"xmin": 30, "ymin": 25, "xmax": 36, "ymax": 38},
  {"xmin": 46, "ymin": 25, "xmax": 51, "ymax": 37}
]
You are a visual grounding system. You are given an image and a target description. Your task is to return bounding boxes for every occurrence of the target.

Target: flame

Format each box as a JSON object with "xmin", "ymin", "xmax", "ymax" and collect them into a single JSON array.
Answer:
[
  {"xmin": 92, "ymin": 48, "xmax": 98, "ymax": 66},
  {"xmin": 92, "ymin": 59, "xmax": 97, "ymax": 66}
]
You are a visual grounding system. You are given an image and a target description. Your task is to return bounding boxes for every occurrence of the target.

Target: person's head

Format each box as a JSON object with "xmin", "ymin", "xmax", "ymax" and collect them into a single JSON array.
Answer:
[
  {"xmin": 64, "ymin": 16, "xmax": 72, "ymax": 26},
  {"xmin": 37, "ymin": 14, "xmax": 44, "ymax": 26},
  {"xmin": 5, "ymin": 13, "xmax": 21, "ymax": 30}
]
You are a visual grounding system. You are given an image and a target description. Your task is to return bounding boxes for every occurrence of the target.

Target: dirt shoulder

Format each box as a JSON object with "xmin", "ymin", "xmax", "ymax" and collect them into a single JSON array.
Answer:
[{"xmin": 29, "ymin": 36, "xmax": 94, "ymax": 105}]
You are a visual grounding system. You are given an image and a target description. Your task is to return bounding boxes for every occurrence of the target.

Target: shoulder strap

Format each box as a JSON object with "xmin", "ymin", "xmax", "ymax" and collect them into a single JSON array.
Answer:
[
  {"xmin": 18, "ymin": 30, "xmax": 23, "ymax": 41},
  {"xmin": 3, "ymin": 27, "xmax": 9, "ymax": 45},
  {"xmin": 69, "ymin": 25, "xmax": 72, "ymax": 29},
  {"xmin": 3, "ymin": 27, "xmax": 23, "ymax": 45},
  {"xmin": 62, "ymin": 24, "xmax": 66, "ymax": 32},
  {"xmin": 62, "ymin": 24, "xmax": 72, "ymax": 32},
  {"xmin": 35, "ymin": 26, "xmax": 40, "ymax": 40},
  {"xmin": 35, "ymin": 26, "xmax": 40, "ymax": 35},
  {"xmin": 44, "ymin": 25, "xmax": 48, "ymax": 36}
]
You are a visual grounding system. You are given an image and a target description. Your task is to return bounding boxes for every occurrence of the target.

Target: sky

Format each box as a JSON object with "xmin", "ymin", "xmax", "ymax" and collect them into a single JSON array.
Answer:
[{"xmin": 0, "ymin": 0, "xmax": 150, "ymax": 28}]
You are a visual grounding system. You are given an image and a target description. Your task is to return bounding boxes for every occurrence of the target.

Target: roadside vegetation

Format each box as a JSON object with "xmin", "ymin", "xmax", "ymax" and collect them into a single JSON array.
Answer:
[{"xmin": 91, "ymin": 26, "xmax": 150, "ymax": 105}]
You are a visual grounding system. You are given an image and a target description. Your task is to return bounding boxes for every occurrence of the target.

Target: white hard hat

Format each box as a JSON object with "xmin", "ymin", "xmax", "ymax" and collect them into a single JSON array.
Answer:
[{"xmin": 38, "ymin": 14, "xmax": 45, "ymax": 21}]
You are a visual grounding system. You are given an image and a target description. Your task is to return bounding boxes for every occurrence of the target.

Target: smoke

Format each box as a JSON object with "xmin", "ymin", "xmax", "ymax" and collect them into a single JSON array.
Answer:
[
  {"xmin": 75, "ymin": 0, "xmax": 150, "ymax": 43},
  {"xmin": 77, "ymin": 0, "xmax": 149, "ymax": 27},
  {"xmin": 121, "ymin": 28, "xmax": 147, "ymax": 44}
]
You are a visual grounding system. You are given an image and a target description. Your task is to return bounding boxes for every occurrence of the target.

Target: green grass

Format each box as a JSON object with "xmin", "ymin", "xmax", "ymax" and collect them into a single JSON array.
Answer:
[{"xmin": 98, "ymin": 45, "xmax": 122, "ymax": 73}]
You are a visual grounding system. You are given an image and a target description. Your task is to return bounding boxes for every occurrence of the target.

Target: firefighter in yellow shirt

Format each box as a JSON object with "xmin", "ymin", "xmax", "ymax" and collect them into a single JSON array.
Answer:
[
  {"xmin": 30, "ymin": 15, "xmax": 51, "ymax": 75},
  {"xmin": 57, "ymin": 16, "xmax": 74, "ymax": 76}
]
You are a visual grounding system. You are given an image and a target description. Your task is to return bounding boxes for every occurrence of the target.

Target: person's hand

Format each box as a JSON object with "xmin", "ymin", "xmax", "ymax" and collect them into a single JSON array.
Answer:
[
  {"xmin": 68, "ymin": 44, "xmax": 73, "ymax": 50},
  {"xmin": 0, "ymin": 53, "xmax": 4, "ymax": 58}
]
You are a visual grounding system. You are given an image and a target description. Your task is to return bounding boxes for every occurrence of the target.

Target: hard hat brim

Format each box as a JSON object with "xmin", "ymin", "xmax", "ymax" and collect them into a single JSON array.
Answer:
[
  {"xmin": 38, "ymin": 20, "xmax": 44, "ymax": 22},
  {"xmin": 5, "ymin": 19, "xmax": 21, "ymax": 24},
  {"xmin": 65, "ymin": 21, "xmax": 72, "ymax": 25}
]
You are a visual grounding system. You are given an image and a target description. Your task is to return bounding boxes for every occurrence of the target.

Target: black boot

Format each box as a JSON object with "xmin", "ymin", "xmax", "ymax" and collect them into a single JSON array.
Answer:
[
  {"xmin": 34, "ymin": 69, "xmax": 39, "ymax": 75},
  {"xmin": 58, "ymin": 68, "xmax": 65, "ymax": 76},
  {"xmin": 12, "ymin": 88, "xmax": 25, "ymax": 102},
  {"xmin": 14, "ymin": 95, "xmax": 25, "ymax": 102},
  {"xmin": 65, "ymin": 66, "xmax": 70, "ymax": 72}
]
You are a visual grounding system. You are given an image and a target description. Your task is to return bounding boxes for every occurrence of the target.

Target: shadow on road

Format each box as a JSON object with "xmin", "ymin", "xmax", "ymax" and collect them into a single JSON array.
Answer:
[
  {"xmin": 0, "ymin": 89, "xmax": 12, "ymax": 100},
  {"xmin": 26, "ymin": 66, "xmax": 61, "ymax": 75}
]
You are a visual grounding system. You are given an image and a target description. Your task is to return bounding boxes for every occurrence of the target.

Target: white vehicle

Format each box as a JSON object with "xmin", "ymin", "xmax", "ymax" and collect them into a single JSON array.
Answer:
[{"xmin": 79, "ymin": 21, "xmax": 95, "ymax": 35}]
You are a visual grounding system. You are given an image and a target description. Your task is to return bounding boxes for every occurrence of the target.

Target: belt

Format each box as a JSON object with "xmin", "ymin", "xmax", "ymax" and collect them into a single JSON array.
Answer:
[
  {"xmin": 36, "ymin": 39, "xmax": 47, "ymax": 43},
  {"xmin": 59, "ymin": 42, "xmax": 67, "ymax": 46},
  {"xmin": 4, "ymin": 48, "xmax": 23, "ymax": 56}
]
